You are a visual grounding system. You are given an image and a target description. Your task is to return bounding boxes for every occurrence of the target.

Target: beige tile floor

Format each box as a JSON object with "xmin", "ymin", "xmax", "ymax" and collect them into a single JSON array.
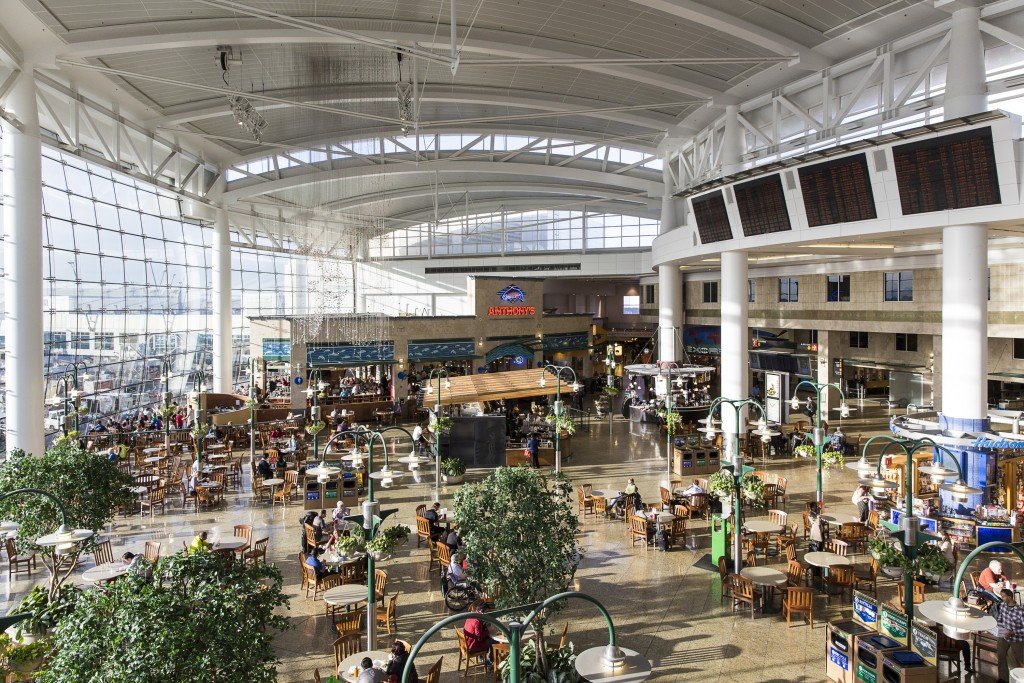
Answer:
[{"xmin": 0, "ymin": 402, "xmax": 1016, "ymax": 681}]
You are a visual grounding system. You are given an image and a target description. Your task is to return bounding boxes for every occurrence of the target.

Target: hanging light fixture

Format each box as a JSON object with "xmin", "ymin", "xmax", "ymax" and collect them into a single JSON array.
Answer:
[
  {"xmin": 939, "ymin": 479, "xmax": 983, "ymax": 502},
  {"xmin": 789, "ymin": 396, "xmax": 801, "ymax": 411}
]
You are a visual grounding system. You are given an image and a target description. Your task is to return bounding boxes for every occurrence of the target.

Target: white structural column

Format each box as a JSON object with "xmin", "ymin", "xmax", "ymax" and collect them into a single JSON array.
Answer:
[
  {"xmin": 657, "ymin": 160, "xmax": 683, "ymax": 361},
  {"xmin": 291, "ymin": 257, "xmax": 308, "ymax": 314},
  {"xmin": 945, "ymin": 6, "xmax": 987, "ymax": 120},
  {"xmin": 2, "ymin": 69, "xmax": 45, "ymax": 457},
  {"xmin": 940, "ymin": 224, "xmax": 988, "ymax": 420},
  {"xmin": 720, "ymin": 105, "xmax": 743, "ymax": 176},
  {"xmin": 212, "ymin": 204, "xmax": 233, "ymax": 393},
  {"xmin": 720, "ymin": 251, "xmax": 749, "ymax": 443}
]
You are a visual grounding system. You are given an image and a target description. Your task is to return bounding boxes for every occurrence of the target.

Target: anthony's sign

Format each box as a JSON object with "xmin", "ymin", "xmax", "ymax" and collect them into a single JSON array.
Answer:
[{"xmin": 488, "ymin": 284, "xmax": 535, "ymax": 316}]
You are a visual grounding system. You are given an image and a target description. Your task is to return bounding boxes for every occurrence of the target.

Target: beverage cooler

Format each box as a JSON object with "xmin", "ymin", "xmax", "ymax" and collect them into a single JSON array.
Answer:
[
  {"xmin": 880, "ymin": 651, "xmax": 936, "ymax": 683},
  {"xmin": 826, "ymin": 620, "xmax": 875, "ymax": 683},
  {"xmin": 856, "ymin": 635, "xmax": 902, "ymax": 683}
]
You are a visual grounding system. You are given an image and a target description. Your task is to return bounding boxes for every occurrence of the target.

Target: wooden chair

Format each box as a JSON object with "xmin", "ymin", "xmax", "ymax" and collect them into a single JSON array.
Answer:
[
  {"xmin": 415, "ymin": 504, "xmax": 427, "ymax": 518},
  {"xmin": 416, "ymin": 516, "xmax": 432, "ymax": 548},
  {"xmin": 334, "ymin": 608, "xmax": 364, "ymax": 637},
  {"xmin": 140, "ymin": 486, "xmax": 166, "ymax": 517},
  {"xmin": 768, "ymin": 509, "xmax": 788, "ymax": 526},
  {"xmin": 894, "ymin": 580, "xmax": 926, "ymax": 610},
  {"xmin": 419, "ymin": 657, "xmax": 442, "ymax": 683},
  {"xmin": 775, "ymin": 476, "xmax": 788, "ymax": 507},
  {"xmin": 144, "ymin": 540, "xmax": 161, "ymax": 563},
  {"xmin": 782, "ymin": 587, "xmax": 814, "ymax": 627},
  {"xmin": 659, "ymin": 486, "xmax": 675, "ymax": 511},
  {"xmin": 374, "ymin": 568, "xmax": 388, "ymax": 606},
  {"xmin": 492, "ymin": 643, "xmax": 510, "ymax": 683},
  {"xmin": 454, "ymin": 626, "xmax": 489, "ymax": 678},
  {"xmin": 786, "ymin": 560, "xmax": 806, "ymax": 587},
  {"xmin": 244, "ymin": 537, "xmax": 269, "ymax": 566},
  {"xmin": 853, "ymin": 558, "xmax": 879, "ymax": 597},
  {"xmin": 333, "ymin": 633, "xmax": 363, "ymax": 671},
  {"xmin": 594, "ymin": 495, "xmax": 609, "ymax": 518},
  {"xmin": 729, "ymin": 574, "xmax": 759, "ymax": 619},
  {"xmin": 744, "ymin": 550, "xmax": 758, "ymax": 568},
  {"xmin": 628, "ymin": 515, "xmax": 649, "ymax": 549},
  {"xmin": 668, "ymin": 517, "xmax": 687, "ymax": 548},
  {"xmin": 827, "ymin": 539, "xmax": 849, "ymax": 557},
  {"xmin": 93, "ymin": 539, "xmax": 114, "ymax": 566},
  {"xmin": 233, "ymin": 524, "xmax": 253, "ymax": 557},
  {"xmin": 436, "ymin": 541, "xmax": 453, "ymax": 576},
  {"xmin": 802, "ymin": 511, "xmax": 811, "ymax": 540},
  {"xmin": 6, "ymin": 538, "xmax": 35, "ymax": 578},
  {"xmin": 377, "ymin": 592, "xmax": 399, "ymax": 634},
  {"xmin": 827, "ymin": 565, "xmax": 856, "ymax": 602},
  {"xmin": 577, "ymin": 487, "xmax": 595, "ymax": 516},
  {"xmin": 688, "ymin": 493, "xmax": 709, "ymax": 520},
  {"xmin": 298, "ymin": 552, "xmax": 309, "ymax": 592},
  {"xmin": 840, "ymin": 522, "xmax": 868, "ymax": 552},
  {"xmin": 302, "ymin": 561, "xmax": 328, "ymax": 599},
  {"xmin": 313, "ymin": 668, "xmax": 322, "ymax": 683},
  {"xmin": 272, "ymin": 480, "xmax": 294, "ymax": 506},
  {"xmin": 718, "ymin": 556, "xmax": 731, "ymax": 604}
]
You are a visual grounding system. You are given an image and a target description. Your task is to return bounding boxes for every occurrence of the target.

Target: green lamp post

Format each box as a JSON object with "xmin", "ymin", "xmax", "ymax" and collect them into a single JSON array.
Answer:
[
  {"xmin": 701, "ymin": 396, "xmax": 775, "ymax": 573},
  {"xmin": 788, "ymin": 380, "xmax": 851, "ymax": 503},
  {"xmin": 847, "ymin": 435, "xmax": 982, "ymax": 617},
  {"xmin": 188, "ymin": 370, "xmax": 208, "ymax": 467},
  {"xmin": 425, "ymin": 367, "xmax": 451, "ymax": 498},
  {"xmin": 540, "ymin": 365, "xmax": 580, "ymax": 473}
]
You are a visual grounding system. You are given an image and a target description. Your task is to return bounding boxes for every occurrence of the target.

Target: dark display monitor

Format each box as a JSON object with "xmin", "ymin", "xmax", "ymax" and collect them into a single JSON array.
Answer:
[
  {"xmin": 893, "ymin": 127, "xmax": 1001, "ymax": 215},
  {"xmin": 734, "ymin": 174, "xmax": 792, "ymax": 236},
  {"xmin": 691, "ymin": 190, "xmax": 732, "ymax": 244},
  {"xmin": 976, "ymin": 525, "xmax": 1014, "ymax": 550},
  {"xmin": 799, "ymin": 154, "xmax": 877, "ymax": 227}
]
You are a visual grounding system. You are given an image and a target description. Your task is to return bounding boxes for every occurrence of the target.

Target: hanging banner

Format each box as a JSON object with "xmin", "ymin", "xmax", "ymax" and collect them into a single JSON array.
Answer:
[{"xmin": 765, "ymin": 371, "xmax": 785, "ymax": 423}]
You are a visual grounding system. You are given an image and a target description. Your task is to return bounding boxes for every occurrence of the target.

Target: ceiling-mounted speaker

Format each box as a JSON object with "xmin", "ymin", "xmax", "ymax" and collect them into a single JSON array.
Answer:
[{"xmin": 873, "ymin": 149, "xmax": 888, "ymax": 172}]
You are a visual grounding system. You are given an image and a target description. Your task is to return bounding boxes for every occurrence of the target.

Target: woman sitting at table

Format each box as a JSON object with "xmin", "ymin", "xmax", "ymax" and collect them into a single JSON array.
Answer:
[
  {"xmin": 610, "ymin": 478, "xmax": 640, "ymax": 517},
  {"xmin": 269, "ymin": 425, "xmax": 283, "ymax": 440},
  {"xmin": 188, "ymin": 531, "xmax": 212, "ymax": 554},
  {"xmin": 332, "ymin": 500, "xmax": 351, "ymax": 532},
  {"xmin": 384, "ymin": 640, "xmax": 417, "ymax": 683},
  {"xmin": 464, "ymin": 601, "xmax": 498, "ymax": 666}
]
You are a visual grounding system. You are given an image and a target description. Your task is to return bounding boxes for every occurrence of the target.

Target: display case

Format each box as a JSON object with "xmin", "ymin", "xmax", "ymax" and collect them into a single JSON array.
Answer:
[{"xmin": 940, "ymin": 516, "xmax": 976, "ymax": 551}]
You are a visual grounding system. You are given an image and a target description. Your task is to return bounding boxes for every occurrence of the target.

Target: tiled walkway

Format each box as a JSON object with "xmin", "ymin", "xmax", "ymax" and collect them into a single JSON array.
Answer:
[{"xmin": 2, "ymin": 402, "xmax": 1013, "ymax": 681}]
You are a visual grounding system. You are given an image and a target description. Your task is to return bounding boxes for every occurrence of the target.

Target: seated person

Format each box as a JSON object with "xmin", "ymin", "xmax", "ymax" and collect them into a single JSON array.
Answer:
[
  {"xmin": 978, "ymin": 559, "xmax": 1007, "ymax": 602},
  {"xmin": 188, "ymin": 531, "xmax": 212, "ymax": 554},
  {"xmin": 423, "ymin": 502, "xmax": 445, "ymax": 540},
  {"xmin": 122, "ymin": 551, "xmax": 151, "ymax": 580},
  {"xmin": 332, "ymin": 500, "xmax": 350, "ymax": 532},
  {"xmin": 464, "ymin": 601, "xmax": 497, "ymax": 664},
  {"xmin": 269, "ymin": 425, "xmax": 283, "ymax": 439},
  {"xmin": 445, "ymin": 529, "xmax": 462, "ymax": 552},
  {"xmin": 679, "ymin": 479, "xmax": 704, "ymax": 496},
  {"xmin": 354, "ymin": 657, "xmax": 386, "ymax": 683},
  {"xmin": 383, "ymin": 640, "xmax": 417, "ymax": 683},
  {"xmin": 610, "ymin": 478, "xmax": 640, "ymax": 516},
  {"xmin": 448, "ymin": 552, "xmax": 468, "ymax": 587},
  {"xmin": 305, "ymin": 546, "xmax": 335, "ymax": 580},
  {"xmin": 255, "ymin": 454, "xmax": 274, "ymax": 480}
]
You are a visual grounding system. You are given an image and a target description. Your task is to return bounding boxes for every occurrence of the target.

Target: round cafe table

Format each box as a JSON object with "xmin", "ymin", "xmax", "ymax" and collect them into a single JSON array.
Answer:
[
  {"xmin": 213, "ymin": 538, "xmax": 248, "ymax": 551},
  {"xmin": 142, "ymin": 447, "xmax": 162, "ymax": 454},
  {"xmin": 804, "ymin": 552, "xmax": 851, "ymax": 568},
  {"xmin": 207, "ymin": 454, "xmax": 227, "ymax": 461},
  {"xmin": 143, "ymin": 456, "xmax": 165, "ymax": 464},
  {"xmin": 337, "ymin": 650, "xmax": 389, "ymax": 683},
  {"xmin": 574, "ymin": 646, "xmax": 651, "ymax": 683},
  {"xmin": 323, "ymin": 584, "xmax": 373, "ymax": 610},
  {"xmin": 83, "ymin": 561, "xmax": 130, "ymax": 583},
  {"xmin": 261, "ymin": 477, "xmax": 284, "ymax": 502},
  {"xmin": 206, "ymin": 444, "xmax": 225, "ymax": 451},
  {"xmin": 740, "ymin": 566, "xmax": 788, "ymax": 612},
  {"xmin": 744, "ymin": 520, "xmax": 783, "ymax": 534},
  {"xmin": 821, "ymin": 513, "xmax": 859, "ymax": 527}
]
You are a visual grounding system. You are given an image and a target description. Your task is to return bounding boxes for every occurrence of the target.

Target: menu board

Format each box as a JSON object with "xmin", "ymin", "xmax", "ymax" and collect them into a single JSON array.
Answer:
[
  {"xmin": 893, "ymin": 127, "xmax": 1001, "ymax": 215},
  {"xmin": 799, "ymin": 154, "xmax": 877, "ymax": 227},
  {"xmin": 853, "ymin": 590, "xmax": 879, "ymax": 631},
  {"xmin": 691, "ymin": 190, "xmax": 732, "ymax": 244},
  {"xmin": 911, "ymin": 622, "xmax": 937, "ymax": 665},
  {"xmin": 879, "ymin": 604, "xmax": 909, "ymax": 646},
  {"xmin": 734, "ymin": 174, "xmax": 792, "ymax": 236}
]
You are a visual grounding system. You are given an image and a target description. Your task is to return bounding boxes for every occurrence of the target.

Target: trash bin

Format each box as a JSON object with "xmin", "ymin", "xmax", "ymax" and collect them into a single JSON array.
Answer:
[{"xmin": 711, "ymin": 514, "xmax": 732, "ymax": 567}]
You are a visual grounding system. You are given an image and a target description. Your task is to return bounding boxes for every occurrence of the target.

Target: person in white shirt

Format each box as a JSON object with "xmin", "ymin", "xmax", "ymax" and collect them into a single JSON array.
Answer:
[
  {"xmin": 851, "ymin": 485, "xmax": 870, "ymax": 522},
  {"xmin": 680, "ymin": 479, "xmax": 704, "ymax": 496},
  {"xmin": 412, "ymin": 423, "xmax": 425, "ymax": 455}
]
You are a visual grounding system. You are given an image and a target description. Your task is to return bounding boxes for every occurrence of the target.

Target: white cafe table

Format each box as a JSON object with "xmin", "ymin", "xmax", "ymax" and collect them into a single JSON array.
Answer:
[
  {"xmin": 743, "ymin": 520, "xmax": 783, "ymax": 534},
  {"xmin": 206, "ymin": 444, "xmax": 226, "ymax": 451},
  {"xmin": 142, "ymin": 447, "xmax": 163, "ymax": 454},
  {"xmin": 83, "ymin": 561, "xmax": 130, "ymax": 583},
  {"xmin": 740, "ymin": 566, "xmax": 788, "ymax": 611},
  {"xmin": 821, "ymin": 513, "xmax": 860, "ymax": 526},
  {"xmin": 213, "ymin": 538, "xmax": 248, "ymax": 551},
  {"xmin": 262, "ymin": 477, "xmax": 284, "ymax": 502},
  {"xmin": 574, "ymin": 646, "xmax": 652, "ymax": 683},
  {"xmin": 337, "ymin": 650, "xmax": 389, "ymax": 683},
  {"xmin": 803, "ymin": 552, "xmax": 851, "ymax": 568},
  {"xmin": 207, "ymin": 454, "xmax": 227, "ymax": 461},
  {"xmin": 323, "ymin": 584, "xmax": 373, "ymax": 610}
]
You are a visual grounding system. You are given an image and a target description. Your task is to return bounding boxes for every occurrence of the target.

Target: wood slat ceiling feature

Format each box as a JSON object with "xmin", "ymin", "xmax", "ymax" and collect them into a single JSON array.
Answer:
[{"xmin": 436, "ymin": 368, "xmax": 561, "ymax": 406}]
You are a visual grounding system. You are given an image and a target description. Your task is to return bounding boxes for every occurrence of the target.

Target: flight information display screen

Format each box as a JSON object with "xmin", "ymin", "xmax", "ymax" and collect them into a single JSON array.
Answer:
[
  {"xmin": 798, "ymin": 154, "xmax": 877, "ymax": 227},
  {"xmin": 893, "ymin": 127, "xmax": 1001, "ymax": 214},
  {"xmin": 691, "ymin": 190, "xmax": 732, "ymax": 243},
  {"xmin": 734, "ymin": 174, "xmax": 792, "ymax": 236}
]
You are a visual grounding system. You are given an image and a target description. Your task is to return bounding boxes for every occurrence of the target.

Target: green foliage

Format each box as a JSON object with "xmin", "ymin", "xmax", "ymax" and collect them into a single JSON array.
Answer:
[
  {"xmin": 0, "ymin": 633, "xmax": 53, "ymax": 677},
  {"xmin": 440, "ymin": 457, "xmax": 466, "ymax": 477},
  {"xmin": 821, "ymin": 450, "xmax": 845, "ymax": 473},
  {"xmin": 37, "ymin": 551, "xmax": 290, "ymax": 683},
  {"xmin": 0, "ymin": 443, "xmax": 134, "ymax": 595},
  {"xmin": 453, "ymin": 467, "xmax": 581, "ymax": 613},
  {"xmin": 499, "ymin": 640, "xmax": 580, "ymax": 683},
  {"xmin": 873, "ymin": 540, "xmax": 908, "ymax": 569},
  {"xmin": 434, "ymin": 416, "xmax": 453, "ymax": 436},
  {"xmin": 158, "ymin": 405, "xmax": 177, "ymax": 419},
  {"xmin": 915, "ymin": 544, "xmax": 952, "ymax": 576},
  {"xmin": 656, "ymin": 410, "xmax": 684, "ymax": 435},
  {"xmin": 794, "ymin": 444, "xmax": 815, "ymax": 458},
  {"xmin": 190, "ymin": 422, "xmax": 207, "ymax": 440},
  {"xmin": 545, "ymin": 413, "xmax": 577, "ymax": 436},
  {"xmin": 305, "ymin": 419, "xmax": 326, "ymax": 436},
  {"xmin": 740, "ymin": 474, "xmax": 765, "ymax": 505},
  {"xmin": 366, "ymin": 524, "xmax": 410, "ymax": 554},
  {"xmin": 707, "ymin": 471, "xmax": 735, "ymax": 498},
  {"xmin": 335, "ymin": 534, "xmax": 364, "ymax": 555},
  {"xmin": 51, "ymin": 431, "xmax": 80, "ymax": 447},
  {"xmin": 12, "ymin": 584, "xmax": 80, "ymax": 638},
  {"xmin": 601, "ymin": 385, "xmax": 620, "ymax": 397}
]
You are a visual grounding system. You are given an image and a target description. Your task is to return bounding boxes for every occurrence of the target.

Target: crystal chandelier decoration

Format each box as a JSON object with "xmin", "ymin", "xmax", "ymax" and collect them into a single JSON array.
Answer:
[{"xmin": 227, "ymin": 94, "xmax": 268, "ymax": 143}]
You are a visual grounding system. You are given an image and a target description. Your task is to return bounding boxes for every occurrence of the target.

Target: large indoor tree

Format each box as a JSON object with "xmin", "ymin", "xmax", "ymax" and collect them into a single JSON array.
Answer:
[
  {"xmin": 37, "ymin": 551, "xmax": 290, "ymax": 683},
  {"xmin": 453, "ymin": 466, "xmax": 582, "ymax": 611},
  {"xmin": 0, "ymin": 442, "xmax": 135, "ymax": 598}
]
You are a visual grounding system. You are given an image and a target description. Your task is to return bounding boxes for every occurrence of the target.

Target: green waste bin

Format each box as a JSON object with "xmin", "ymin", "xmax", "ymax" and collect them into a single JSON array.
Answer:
[{"xmin": 710, "ymin": 514, "xmax": 732, "ymax": 567}]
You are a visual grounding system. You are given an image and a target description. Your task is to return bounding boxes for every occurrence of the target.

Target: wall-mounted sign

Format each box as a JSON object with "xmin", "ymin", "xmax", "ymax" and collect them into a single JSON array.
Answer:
[
  {"xmin": 879, "ymin": 605, "xmax": 909, "ymax": 645},
  {"xmin": 488, "ymin": 305, "xmax": 537, "ymax": 317},
  {"xmin": 498, "ymin": 284, "xmax": 527, "ymax": 303},
  {"xmin": 262, "ymin": 339, "xmax": 291, "ymax": 362},
  {"xmin": 513, "ymin": 355, "xmax": 527, "ymax": 366},
  {"xmin": 765, "ymin": 371, "xmax": 785, "ymax": 423}
]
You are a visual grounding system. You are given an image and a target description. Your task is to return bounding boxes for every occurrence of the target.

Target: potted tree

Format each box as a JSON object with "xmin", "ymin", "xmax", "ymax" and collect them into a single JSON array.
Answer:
[
  {"xmin": 875, "ymin": 541, "xmax": 909, "ymax": 578},
  {"xmin": 440, "ymin": 457, "xmax": 466, "ymax": 484}
]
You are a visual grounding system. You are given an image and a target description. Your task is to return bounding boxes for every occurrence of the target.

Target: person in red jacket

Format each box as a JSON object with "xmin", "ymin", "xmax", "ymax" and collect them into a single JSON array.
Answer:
[{"xmin": 464, "ymin": 601, "xmax": 497, "ymax": 668}]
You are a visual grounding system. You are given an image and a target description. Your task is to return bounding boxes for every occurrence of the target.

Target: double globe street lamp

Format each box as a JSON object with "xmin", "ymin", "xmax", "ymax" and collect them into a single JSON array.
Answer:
[{"xmin": 539, "ymin": 365, "xmax": 581, "ymax": 473}]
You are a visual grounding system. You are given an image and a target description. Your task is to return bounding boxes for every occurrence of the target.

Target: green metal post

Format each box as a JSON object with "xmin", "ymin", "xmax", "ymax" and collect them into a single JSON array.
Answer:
[
  {"xmin": 366, "ymin": 435, "xmax": 376, "ymax": 649},
  {"xmin": 508, "ymin": 622, "xmax": 521, "ymax": 683},
  {"xmin": 554, "ymin": 373, "xmax": 561, "ymax": 472}
]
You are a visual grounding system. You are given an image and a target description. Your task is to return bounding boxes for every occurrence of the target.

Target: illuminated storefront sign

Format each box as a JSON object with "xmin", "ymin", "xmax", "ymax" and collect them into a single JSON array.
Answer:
[{"xmin": 488, "ymin": 284, "xmax": 535, "ymax": 316}]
